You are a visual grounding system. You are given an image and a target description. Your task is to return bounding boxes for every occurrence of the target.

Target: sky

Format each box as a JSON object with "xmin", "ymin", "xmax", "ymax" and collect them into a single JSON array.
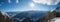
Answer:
[{"xmin": 0, "ymin": 0, "xmax": 60, "ymax": 12}]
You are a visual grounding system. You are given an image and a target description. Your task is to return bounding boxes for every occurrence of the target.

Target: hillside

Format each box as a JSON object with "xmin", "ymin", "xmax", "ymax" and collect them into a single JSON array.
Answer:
[
  {"xmin": 0, "ymin": 11, "xmax": 12, "ymax": 22},
  {"xmin": 52, "ymin": 7, "xmax": 60, "ymax": 17}
]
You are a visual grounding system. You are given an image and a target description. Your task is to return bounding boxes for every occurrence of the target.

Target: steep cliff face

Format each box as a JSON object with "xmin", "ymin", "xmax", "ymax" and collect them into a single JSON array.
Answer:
[
  {"xmin": 43, "ymin": 11, "xmax": 55, "ymax": 22},
  {"xmin": 0, "ymin": 11, "xmax": 12, "ymax": 22},
  {"xmin": 52, "ymin": 7, "xmax": 60, "ymax": 17},
  {"xmin": 0, "ymin": 11, "xmax": 5, "ymax": 22}
]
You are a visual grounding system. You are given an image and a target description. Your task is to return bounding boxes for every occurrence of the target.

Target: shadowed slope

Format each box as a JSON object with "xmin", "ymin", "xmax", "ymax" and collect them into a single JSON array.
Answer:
[{"xmin": 0, "ymin": 11, "xmax": 12, "ymax": 22}]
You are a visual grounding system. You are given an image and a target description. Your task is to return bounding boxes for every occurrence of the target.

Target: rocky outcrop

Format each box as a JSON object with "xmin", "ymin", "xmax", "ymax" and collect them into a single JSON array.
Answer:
[
  {"xmin": 0, "ymin": 11, "xmax": 5, "ymax": 22},
  {"xmin": 0, "ymin": 11, "xmax": 12, "ymax": 22},
  {"xmin": 43, "ymin": 7, "xmax": 60, "ymax": 22},
  {"xmin": 44, "ymin": 11, "xmax": 55, "ymax": 22},
  {"xmin": 52, "ymin": 7, "xmax": 60, "ymax": 17}
]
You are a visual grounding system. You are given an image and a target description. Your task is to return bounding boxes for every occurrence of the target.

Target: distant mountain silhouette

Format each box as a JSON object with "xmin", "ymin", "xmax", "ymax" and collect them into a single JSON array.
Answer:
[
  {"xmin": 13, "ymin": 11, "xmax": 48, "ymax": 22},
  {"xmin": 52, "ymin": 7, "xmax": 60, "ymax": 17},
  {"xmin": 0, "ymin": 10, "xmax": 55, "ymax": 22}
]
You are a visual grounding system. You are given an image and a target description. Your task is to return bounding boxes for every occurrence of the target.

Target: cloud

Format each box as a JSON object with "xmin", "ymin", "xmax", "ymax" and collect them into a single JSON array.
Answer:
[
  {"xmin": 16, "ymin": 0, "xmax": 19, "ymax": 3},
  {"xmin": 33, "ymin": 0, "xmax": 60, "ymax": 5},
  {"xmin": 8, "ymin": 0, "xmax": 11, "ymax": 3}
]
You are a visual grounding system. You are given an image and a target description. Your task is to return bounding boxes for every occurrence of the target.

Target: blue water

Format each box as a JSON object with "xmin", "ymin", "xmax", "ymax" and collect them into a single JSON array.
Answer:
[{"xmin": 6, "ymin": 11, "xmax": 48, "ymax": 22}]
